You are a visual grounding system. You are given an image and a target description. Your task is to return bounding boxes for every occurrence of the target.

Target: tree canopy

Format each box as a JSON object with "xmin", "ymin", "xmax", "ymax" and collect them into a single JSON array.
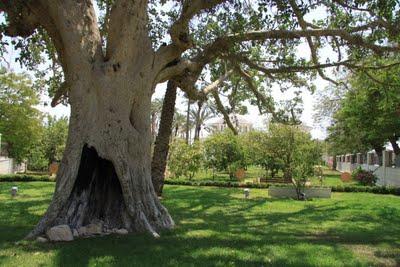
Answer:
[
  {"xmin": 326, "ymin": 56, "xmax": 400, "ymax": 156},
  {"xmin": 1, "ymin": 1, "xmax": 400, "ymax": 115},
  {"xmin": 0, "ymin": 68, "xmax": 43, "ymax": 162}
]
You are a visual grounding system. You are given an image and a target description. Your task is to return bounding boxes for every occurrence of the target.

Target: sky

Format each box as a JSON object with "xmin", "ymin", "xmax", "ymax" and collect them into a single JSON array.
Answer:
[{"xmin": 0, "ymin": 5, "xmax": 333, "ymax": 140}]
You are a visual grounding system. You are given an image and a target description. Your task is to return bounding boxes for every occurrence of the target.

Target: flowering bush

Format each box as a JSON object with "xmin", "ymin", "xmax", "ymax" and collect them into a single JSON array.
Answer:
[{"xmin": 352, "ymin": 168, "xmax": 378, "ymax": 186}]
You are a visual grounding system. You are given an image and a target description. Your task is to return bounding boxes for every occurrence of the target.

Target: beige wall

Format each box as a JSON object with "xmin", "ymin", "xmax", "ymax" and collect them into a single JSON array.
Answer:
[{"xmin": 0, "ymin": 157, "xmax": 26, "ymax": 174}]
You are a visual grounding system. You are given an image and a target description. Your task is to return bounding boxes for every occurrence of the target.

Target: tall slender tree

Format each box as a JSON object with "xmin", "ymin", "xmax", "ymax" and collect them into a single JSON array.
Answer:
[{"xmin": 151, "ymin": 81, "xmax": 177, "ymax": 196}]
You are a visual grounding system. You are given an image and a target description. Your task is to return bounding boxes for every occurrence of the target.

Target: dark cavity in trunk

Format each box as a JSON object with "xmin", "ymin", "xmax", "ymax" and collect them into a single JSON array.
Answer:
[{"xmin": 56, "ymin": 145, "xmax": 128, "ymax": 230}]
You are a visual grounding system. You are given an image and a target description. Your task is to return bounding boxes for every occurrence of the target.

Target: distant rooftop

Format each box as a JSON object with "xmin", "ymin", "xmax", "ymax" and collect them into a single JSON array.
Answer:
[{"xmin": 208, "ymin": 114, "xmax": 253, "ymax": 126}]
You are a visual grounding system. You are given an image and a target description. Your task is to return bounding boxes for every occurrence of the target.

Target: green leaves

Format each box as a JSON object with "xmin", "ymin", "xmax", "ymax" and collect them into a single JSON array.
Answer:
[
  {"xmin": 203, "ymin": 130, "xmax": 245, "ymax": 175},
  {"xmin": 327, "ymin": 56, "xmax": 400, "ymax": 154},
  {"xmin": 0, "ymin": 68, "xmax": 43, "ymax": 163},
  {"xmin": 168, "ymin": 139, "xmax": 203, "ymax": 179}
]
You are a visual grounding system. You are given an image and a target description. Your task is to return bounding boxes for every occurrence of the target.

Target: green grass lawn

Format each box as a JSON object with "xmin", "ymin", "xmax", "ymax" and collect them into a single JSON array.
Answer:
[{"xmin": 1, "ymin": 182, "xmax": 399, "ymax": 266}]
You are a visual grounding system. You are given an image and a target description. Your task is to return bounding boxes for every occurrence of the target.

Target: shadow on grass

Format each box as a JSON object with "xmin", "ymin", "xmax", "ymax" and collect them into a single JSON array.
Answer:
[{"xmin": 0, "ymin": 185, "xmax": 399, "ymax": 266}]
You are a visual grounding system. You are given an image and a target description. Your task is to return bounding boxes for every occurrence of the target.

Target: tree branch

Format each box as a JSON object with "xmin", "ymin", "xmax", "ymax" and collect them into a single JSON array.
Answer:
[
  {"xmin": 212, "ymin": 91, "xmax": 238, "ymax": 135},
  {"xmin": 289, "ymin": 0, "xmax": 338, "ymax": 85},
  {"xmin": 232, "ymin": 63, "xmax": 276, "ymax": 117},
  {"xmin": 229, "ymin": 53, "xmax": 351, "ymax": 75},
  {"xmin": 2, "ymin": 0, "xmax": 103, "ymax": 76},
  {"xmin": 202, "ymin": 70, "xmax": 233, "ymax": 95},
  {"xmin": 51, "ymin": 81, "xmax": 69, "ymax": 107},
  {"xmin": 155, "ymin": 0, "xmax": 226, "ymax": 70}
]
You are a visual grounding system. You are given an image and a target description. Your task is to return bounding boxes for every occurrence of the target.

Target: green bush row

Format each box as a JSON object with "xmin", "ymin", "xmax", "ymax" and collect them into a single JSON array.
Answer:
[
  {"xmin": 164, "ymin": 179, "xmax": 270, "ymax": 188},
  {"xmin": 331, "ymin": 185, "xmax": 400, "ymax": 195},
  {"xmin": 164, "ymin": 179, "xmax": 400, "ymax": 195},
  {"xmin": 0, "ymin": 174, "xmax": 55, "ymax": 182}
]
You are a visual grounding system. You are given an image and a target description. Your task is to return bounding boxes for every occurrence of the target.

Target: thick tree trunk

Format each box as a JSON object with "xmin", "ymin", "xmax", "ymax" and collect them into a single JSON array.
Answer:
[
  {"xmin": 27, "ymin": 66, "xmax": 174, "ymax": 239},
  {"xmin": 151, "ymin": 81, "xmax": 177, "ymax": 196}
]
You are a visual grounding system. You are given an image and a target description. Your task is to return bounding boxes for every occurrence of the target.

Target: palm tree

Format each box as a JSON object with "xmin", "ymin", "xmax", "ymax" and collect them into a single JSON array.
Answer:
[
  {"xmin": 190, "ymin": 101, "xmax": 216, "ymax": 140},
  {"xmin": 172, "ymin": 111, "xmax": 186, "ymax": 139},
  {"xmin": 151, "ymin": 97, "xmax": 164, "ymax": 141}
]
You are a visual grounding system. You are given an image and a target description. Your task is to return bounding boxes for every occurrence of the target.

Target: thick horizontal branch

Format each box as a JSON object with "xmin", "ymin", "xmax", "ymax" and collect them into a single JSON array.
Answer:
[
  {"xmin": 202, "ymin": 70, "xmax": 233, "ymax": 95},
  {"xmin": 224, "ymin": 29, "xmax": 399, "ymax": 54},
  {"xmin": 229, "ymin": 53, "xmax": 350, "ymax": 74},
  {"xmin": 155, "ymin": 59, "xmax": 200, "ymax": 84}
]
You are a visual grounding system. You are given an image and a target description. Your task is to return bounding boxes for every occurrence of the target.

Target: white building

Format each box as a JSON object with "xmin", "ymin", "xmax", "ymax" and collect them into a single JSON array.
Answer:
[{"xmin": 208, "ymin": 114, "xmax": 253, "ymax": 134}]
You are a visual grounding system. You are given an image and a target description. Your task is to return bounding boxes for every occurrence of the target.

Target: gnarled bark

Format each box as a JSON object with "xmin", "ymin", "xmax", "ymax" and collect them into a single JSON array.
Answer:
[
  {"xmin": 151, "ymin": 81, "xmax": 177, "ymax": 196},
  {"xmin": 27, "ymin": 60, "xmax": 174, "ymax": 238}
]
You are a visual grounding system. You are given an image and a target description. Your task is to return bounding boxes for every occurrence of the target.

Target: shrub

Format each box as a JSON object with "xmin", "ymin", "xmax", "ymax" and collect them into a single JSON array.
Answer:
[
  {"xmin": 163, "ymin": 179, "xmax": 400, "ymax": 196},
  {"xmin": 352, "ymin": 168, "xmax": 378, "ymax": 186},
  {"xmin": 168, "ymin": 140, "xmax": 203, "ymax": 179},
  {"xmin": 0, "ymin": 174, "xmax": 54, "ymax": 182},
  {"xmin": 203, "ymin": 131, "xmax": 245, "ymax": 179},
  {"xmin": 331, "ymin": 185, "xmax": 399, "ymax": 195}
]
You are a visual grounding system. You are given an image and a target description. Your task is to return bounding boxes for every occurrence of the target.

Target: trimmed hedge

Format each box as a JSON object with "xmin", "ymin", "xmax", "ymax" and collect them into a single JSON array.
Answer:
[
  {"xmin": 164, "ymin": 179, "xmax": 400, "ymax": 196},
  {"xmin": 331, "ymin": 185, "xmax": 400, "ymax": 195},
  {"xmin": 1, "ymin": 175, "xmax": 399, "ymax": 196},
  {"xmin": 0, "ymin": 174, "xmax": 54, "ymax": 182},
  {"xmin": 164, "ymin": 179, "xmax": 270, "ymax": 188}
]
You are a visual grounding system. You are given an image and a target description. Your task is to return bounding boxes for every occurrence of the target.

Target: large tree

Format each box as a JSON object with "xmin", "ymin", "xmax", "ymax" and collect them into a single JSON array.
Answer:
[
  {"xmin": 327, "ymin": 56, "xmax": 400, "ymax": 163},
  {"xmin": 1, "ymin": 1, "xmax": 399, "ymax": 239}
]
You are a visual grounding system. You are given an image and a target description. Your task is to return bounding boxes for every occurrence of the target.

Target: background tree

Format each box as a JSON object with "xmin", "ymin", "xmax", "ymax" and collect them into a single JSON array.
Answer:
[
  {"xmin": 0, "ymin": 68, "xmax": 43, "ymax": 163},
  {"xmin": 151, "ymin": 81, "xmax": 177, "ymax": 196},
  {"xmin": 190, "ymin": 100, "xmax": 215, "ymax": 141},
  {"xmin": 43, "ymin": 115, "xmax": 69, "ymax": 164},
  {"xmin": 267, "ymin": 123, "xmax": 321, "ymax": 198},
  {"xmin": 242, "ymin": 130, "xmax": 282, "ymax": 178},
  {"xmin": 203, "ymin": 130, "xmax": 245, "ymax": 179},
  {"xmin": 151, "ymin": 97, "xmax": 164, "ymax": 142},
  {"xmin": 27, "ymin": 116, "xmax": 69, "ymax": 171},
  {"xmin": 291, "ymin": 131, "xmax": 322, "ymax": 199},
  {"xmin": 168, "ymin": 139, "xmax": 203, "ymax": 180},
  {"xmin": 1, "ymin": 0, "xmax": 399, "ymax": 238},
  {"xmin": 173, "ymin": 111, "xmax": 187, "ymax": 138},
  {"xmin": 326, "ymin": 56, "xmax": 400, "ymax": 164}
]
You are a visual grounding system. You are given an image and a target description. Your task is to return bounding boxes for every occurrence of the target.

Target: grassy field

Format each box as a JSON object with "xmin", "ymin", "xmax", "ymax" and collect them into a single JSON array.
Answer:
[{"xmin": 0, "ymin": 182, "xmax": 399, "ymax": 266}]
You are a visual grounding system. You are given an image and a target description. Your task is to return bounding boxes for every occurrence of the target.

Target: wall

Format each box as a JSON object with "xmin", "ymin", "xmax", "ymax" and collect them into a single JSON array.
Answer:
[
  {"xmin": 336, "ymin": 151, "xmax": 400, "ymax": 187},
  {"xmin": 0, "ymin": 156, "xmax": 26, "ymax": 174}
]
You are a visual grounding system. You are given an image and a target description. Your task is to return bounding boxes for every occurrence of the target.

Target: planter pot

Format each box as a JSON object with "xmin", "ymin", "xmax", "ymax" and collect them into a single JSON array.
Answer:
[{"xmin": 268, "ymin": 186, "xmax": 332, "ymax": 198}]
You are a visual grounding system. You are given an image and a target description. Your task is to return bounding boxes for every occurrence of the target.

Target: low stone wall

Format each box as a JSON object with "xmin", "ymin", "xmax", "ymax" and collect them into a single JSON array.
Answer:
[
  {"xmin": 337, "ymin": 162, "xmax": 400, "ymax": 187},
  {"xmin": 268, "ymin": 186, "xmax": 332, "ymax": 198},
  {"xmin": 0, "ymin": 157, "xmax": 26, "ymax": 174}
]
